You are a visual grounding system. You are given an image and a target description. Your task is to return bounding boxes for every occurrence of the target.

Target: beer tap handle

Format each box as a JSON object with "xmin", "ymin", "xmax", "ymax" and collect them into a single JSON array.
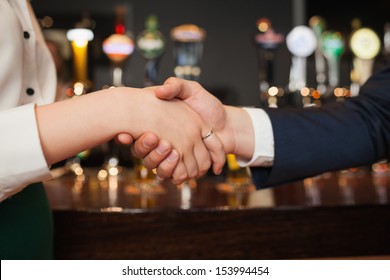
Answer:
[{"xmin": 286, "ymin": 25, "xmax": 317, "ymax": 107}]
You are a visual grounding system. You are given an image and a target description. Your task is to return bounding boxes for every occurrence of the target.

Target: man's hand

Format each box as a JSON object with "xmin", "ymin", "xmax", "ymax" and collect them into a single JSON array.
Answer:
[
  {"xmin": 130, "ymin": 132, "xmax": 180, "ymax": 179},
  {"xmin": 135, "ymin": 78, "xmax": 228, "ymax": 175}
]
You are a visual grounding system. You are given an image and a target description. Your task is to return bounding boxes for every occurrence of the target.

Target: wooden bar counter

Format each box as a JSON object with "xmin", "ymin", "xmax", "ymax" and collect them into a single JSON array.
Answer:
[{"xmin": 44, "ymin": 166, "xmax": 390, "ymax": 259}]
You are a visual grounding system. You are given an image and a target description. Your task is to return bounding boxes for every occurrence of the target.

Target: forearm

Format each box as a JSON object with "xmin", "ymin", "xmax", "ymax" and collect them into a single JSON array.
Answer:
[
  {"xmin": 252, "ymin": 102, "xmax": 378, "ymax": 188},
  {"xmin": 36, "ymin": 86, "xmax": 212, "ymax": 169},
  {"xmin": 35, "ymin": 89, "xmax": 123, "ymax": 165}
]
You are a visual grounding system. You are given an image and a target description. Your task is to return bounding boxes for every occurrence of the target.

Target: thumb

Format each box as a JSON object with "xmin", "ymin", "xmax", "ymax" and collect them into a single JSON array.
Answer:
[
  {"xmin": 116, "ymin": 133, "xmax": 134, "ymax": 145},
  {"xmin": 155, "ymin": 77, "xmax": 194, "ymax": 101}
]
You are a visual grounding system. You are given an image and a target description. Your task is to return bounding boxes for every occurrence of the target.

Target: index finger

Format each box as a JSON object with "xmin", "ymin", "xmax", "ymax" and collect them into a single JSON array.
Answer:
[{"xmin": 130, "ymin": 132, "xmax": 159, "ymax": 158}]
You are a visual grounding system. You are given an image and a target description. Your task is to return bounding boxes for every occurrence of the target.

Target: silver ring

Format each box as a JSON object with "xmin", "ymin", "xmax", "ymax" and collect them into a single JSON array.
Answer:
[{"xmin": 202, "ymin": 129, "xmax": 214, "ymax": 140}]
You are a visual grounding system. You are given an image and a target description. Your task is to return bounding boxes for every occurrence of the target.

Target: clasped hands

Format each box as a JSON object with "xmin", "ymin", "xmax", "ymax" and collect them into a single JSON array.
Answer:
[{"xmin": 117, "ymin": 77, "xmax": 253, "ymax": 185}]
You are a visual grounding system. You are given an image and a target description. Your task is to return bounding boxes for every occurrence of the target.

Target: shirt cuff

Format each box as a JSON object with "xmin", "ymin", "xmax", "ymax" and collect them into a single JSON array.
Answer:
[
  {"xmin": 236, "ymin": 107, "xmax": 275, "ymax": 167},
  {"xmin": 0, "ymin": 103, "xmax": 52, "ymax": 202}
]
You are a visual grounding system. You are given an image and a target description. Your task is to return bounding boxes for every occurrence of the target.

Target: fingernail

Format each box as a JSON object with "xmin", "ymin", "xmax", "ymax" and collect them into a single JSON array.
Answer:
[
  {"xmin": 214, "ymin": 165, "xmax": 222, "ymax": 175},
  {"xmin": 143, "ymin": 138, "xmax": 155, "ymax": 149},
  {"xmin": 167, "ymin": 151, "xmax": 179, "ymax": 162},
  {"xmin": 156, "ymin": 141, "xmax": 170, "ymax": 155}
]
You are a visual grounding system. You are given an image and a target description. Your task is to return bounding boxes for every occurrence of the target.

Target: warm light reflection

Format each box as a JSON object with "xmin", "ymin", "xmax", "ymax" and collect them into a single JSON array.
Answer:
[
  {"xmin": 334, "ymin": 87, "xmax": 344, "ymax": 97},
  {"xmin": 174, "ymin": 66, "xmax": 184, "ymax": 77},
  {"xmin": 309, "ymin": 16, "xmax": 324, "ymax": 29},
  {"xmin": 183, "ymin": 66, "xmax": 192, "ymax": 76},
  {"xmin": 97, "ymin": 169, "xmax": 108, "ymax": 180},
  {"xmin": 174, "ymin": 65, "xmax": 202, "ymax": 77},
  {"xmin": 66, "ymin": 28, "xmax": 94, "ymax": 43},
  {"xmin": 191, "ymin": 66, "xmax": 201, "ymax": 77},
  {"xmin": 101, "ymin": 207, "xmax": 123, "ymax": 212},
  {"xmin": 303, "ymin": 177, "xmax": 322, "ymax": 206},
  {"xmin": 108, "ymin": 166, "xmax": 119, "ymax": 176},
  {"xmin": 333, "ymin": 87, "xmax": 350, "ymax": 98},
  {"xmin": 277, "ymin": 87, "xmax": 285, "ymax": 97},
  {"xmin": 312, "ymin": 89, "xmax": 321, "ymax": 99},
  {"xmin": 257, "ymin": 18, "xmax": 270, "ymax": 33},
  {"xmin": 372, "ymin": 160, "xmax": 390, "ymax": 173},
  {"xmin": 300, "ymin": 87, "xmax": 310, "ymax": 97},
  {"xmin": 41, "ymin": 16, "xmax": 54, "ymax": 28},
  {"xmin": 268, "ymin": 86, "xmax": 278, "ymax": 96},
  {"xmin": 74, "ymin": 166, "xmax": 84, "ymax": 176},
  {"xmin": 171, "ymin": 24, "xmax": 206, "ymax": 42},
  {"xmin": 338, "ymin": 171, "xmax": 355, "ymax": 205},
  {"xmin": 73, "ymin": 82, "xmax": 85, "ymax": 96},
  {"xmin": 139, "ymin": 166, "xmax": 149, "ymax": 180},
  {"xmin": 108, "ymin": 176, "xmax": 118, "ymax": 206}
]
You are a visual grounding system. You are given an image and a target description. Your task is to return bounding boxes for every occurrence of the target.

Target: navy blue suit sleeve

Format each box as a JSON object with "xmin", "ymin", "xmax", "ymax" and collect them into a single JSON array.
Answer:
[{"xmin": 251, "ymin": 66, "xmax": 390, "ymax": 189}]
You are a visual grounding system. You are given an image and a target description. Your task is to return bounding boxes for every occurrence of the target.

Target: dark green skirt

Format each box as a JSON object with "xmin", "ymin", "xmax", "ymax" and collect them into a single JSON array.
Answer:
[{"xmin": 0, "ymin": 182, "xmax": 53, "ymax": 259}]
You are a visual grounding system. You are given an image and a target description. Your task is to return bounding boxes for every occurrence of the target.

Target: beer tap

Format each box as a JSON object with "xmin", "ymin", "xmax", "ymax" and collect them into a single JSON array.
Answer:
[
  {"xmin": 255, "ymin": 18, "xmax": 284, "ymax": 108},
  {"xmin": 286, "ymin": 25, "xmax": 317, "ymax": 107},
  {"xmin": 65, "ymin": 16, "xmax": 95, "ymax": 175},
  {"xmin": 309, "ymin": 16, "xmax": 327, "ymax": 95},
  {"xmin": 349, "ymin": 27, "xmax": 381, "ymax": 96},
  {"xmin": 171, "ymin": 24, "xmax": 206, "ymax": 82},
  {"xmin": 319, "ymin": 31, "xmax": 345, "ymax": 99},
  {"xmin": 136, "ymin": 15, "xmax": 166, "ymax": 86},
  {"xmin": 102, "ymin": 5, "xmax": 134, "ymax": 87}
]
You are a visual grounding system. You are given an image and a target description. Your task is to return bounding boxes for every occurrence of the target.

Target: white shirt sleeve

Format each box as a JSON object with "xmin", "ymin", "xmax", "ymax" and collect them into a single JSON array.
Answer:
[
  {"xmin": 0, "ymin": 0, "xmax": 56, "ymax": 202},
  {"xmin": 0, "ymin": 104, "xmax": 52, "ymax": 202},
  {"xmin": 236, "ymin": 107, "xmax": 275, "ymax": 167}
]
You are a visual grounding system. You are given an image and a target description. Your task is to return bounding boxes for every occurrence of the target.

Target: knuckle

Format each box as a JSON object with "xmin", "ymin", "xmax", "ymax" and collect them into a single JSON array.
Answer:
[
  {"xmin": 187, "ymin": 169, "xmax": 198, "ymax": 179},
  {"xmin": 174, "ymin": 172, "xmax": 188, "ymax": 183},
  {"xmin": 199, "ymin": 158, "xmax": 211, "ymax": 174},
  {"xmin": 142, "ymin": 158, "xmax": 156, "ymax": 170},
  {"xmin": 130, "ymin": 146, "xmax": 141, "ymax": 158},
  {"xmin": 165, "ymin": 76, "xmax": 177, "ymax": 84},
  {"xmin": 156, "ymin": 166, "xmax": 171, "ymax": 178}
]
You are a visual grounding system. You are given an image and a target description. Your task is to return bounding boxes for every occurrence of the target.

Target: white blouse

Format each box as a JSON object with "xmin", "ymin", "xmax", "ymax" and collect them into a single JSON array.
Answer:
[{"xmin": 0, "ymin": 0, "xmax": 56, "ymax": 202}]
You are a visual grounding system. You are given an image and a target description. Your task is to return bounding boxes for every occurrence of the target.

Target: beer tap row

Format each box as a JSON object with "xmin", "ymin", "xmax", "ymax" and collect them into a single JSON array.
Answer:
[
  {"xmin": 59, "ymin": 11, "xmax": 388, "ymax": 111},
  {"xmin": 256, "ymin": 16, "xmax": 385, "ymax": 108}
]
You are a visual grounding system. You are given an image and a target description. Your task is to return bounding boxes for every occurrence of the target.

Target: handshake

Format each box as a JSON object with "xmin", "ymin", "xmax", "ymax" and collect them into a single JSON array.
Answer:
[{"xmin": 116, "ymin": 77, "xmax": 256, "ymax": 185}]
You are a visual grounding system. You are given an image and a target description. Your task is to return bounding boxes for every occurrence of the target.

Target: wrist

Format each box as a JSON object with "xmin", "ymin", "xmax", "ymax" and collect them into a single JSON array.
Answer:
[
  {"xmin": 95, "ymin": 88, "xmax": 130, "ymax": 139},
  {"xmin": 109, "ymin": 87, "xmax": 143, "ymax": 138},
  {"xmin": 221, "ymin": 106, "xmax": 254, "ymax": 160}
]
